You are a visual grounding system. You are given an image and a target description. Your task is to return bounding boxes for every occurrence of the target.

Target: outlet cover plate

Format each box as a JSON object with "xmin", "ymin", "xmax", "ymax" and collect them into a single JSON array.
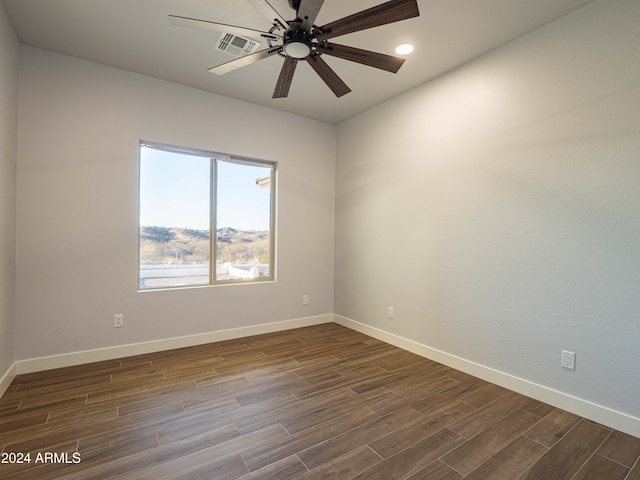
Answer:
[{"xmin": 561, "ymin": 350, "xmax": 575, "ymax": 370}]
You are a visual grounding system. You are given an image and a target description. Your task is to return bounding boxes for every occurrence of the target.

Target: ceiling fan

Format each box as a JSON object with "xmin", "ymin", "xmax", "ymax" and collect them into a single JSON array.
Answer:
[{"xmin": 169, "ymin": 0, "xmax": 420, "ymax": 98}]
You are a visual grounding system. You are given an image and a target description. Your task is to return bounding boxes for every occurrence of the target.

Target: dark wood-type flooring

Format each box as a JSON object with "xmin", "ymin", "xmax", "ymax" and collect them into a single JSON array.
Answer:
[{"xmin": 1, "ymin": 323, "xmax": 639, "ymax": 479}]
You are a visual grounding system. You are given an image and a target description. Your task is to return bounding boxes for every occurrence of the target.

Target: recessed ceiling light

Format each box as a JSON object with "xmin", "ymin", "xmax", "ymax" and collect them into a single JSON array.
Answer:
[{"xmin": 395, "ymin": 44, "xmax": 414, "ymax": 55}]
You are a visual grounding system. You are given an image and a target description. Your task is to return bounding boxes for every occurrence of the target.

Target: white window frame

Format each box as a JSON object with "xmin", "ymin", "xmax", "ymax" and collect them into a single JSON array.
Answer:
[{"xmin": 138, "ymin": 141, "xmax": 277, "ymax": 290}]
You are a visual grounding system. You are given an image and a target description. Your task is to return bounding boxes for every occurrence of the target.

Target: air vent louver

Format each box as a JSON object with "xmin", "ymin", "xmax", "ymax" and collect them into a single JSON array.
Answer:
[{"xmin": 216, "ymin": 33, "xmax": 260, "ymax": 57}]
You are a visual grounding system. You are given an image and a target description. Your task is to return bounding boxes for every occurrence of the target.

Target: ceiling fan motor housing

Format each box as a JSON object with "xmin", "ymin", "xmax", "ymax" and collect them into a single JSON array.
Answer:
[{"xmin": 283, "ymin": 30, "xmax": 313, "ymax": 59}]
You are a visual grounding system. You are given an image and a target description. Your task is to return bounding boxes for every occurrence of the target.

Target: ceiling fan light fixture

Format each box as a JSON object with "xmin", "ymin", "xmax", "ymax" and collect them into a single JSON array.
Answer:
[
  {"xmin": 284, "ymin": 40, "xmax": 312, "ymax": 59},
  {"xmin": 395, "ymin": 43, "xmax": 414, "ymax": 55},
  {"xmin": 283, "ymin": 30, "xmax": 313, "ymax": 59}
]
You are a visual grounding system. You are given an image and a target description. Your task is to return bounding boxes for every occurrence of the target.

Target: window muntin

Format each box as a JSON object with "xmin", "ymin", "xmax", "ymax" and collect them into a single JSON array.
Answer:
[{"xmin": 138, "ymin": 142, "xmax": 275, "ymax": 289}]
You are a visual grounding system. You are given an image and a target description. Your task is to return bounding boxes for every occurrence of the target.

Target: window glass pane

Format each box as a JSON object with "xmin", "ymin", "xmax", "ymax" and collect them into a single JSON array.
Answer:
[
  {"xmin": 139, "ymin": 147, "xmax": 211, "ymax": 289},
  {"xmin": 216, "ymin": 160, "xmax": 272, "ymax": 282},
  {"xmin": 138, "ymin": 143, "xmax": 275, "ymax": 290}
]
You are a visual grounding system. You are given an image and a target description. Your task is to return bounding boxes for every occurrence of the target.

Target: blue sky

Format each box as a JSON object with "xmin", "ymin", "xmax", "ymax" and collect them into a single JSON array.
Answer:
[{"xmin": 139, "ymin": 146, "xmax": 272, "ymax": 231}]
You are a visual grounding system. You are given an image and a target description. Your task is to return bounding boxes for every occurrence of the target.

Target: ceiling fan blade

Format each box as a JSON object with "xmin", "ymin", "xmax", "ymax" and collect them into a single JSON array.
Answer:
[
  {"xmin": 315, "ymin": 0, "xmax": 419, "ymax": 40},
  {"xmin": 169, "ymin": 15, "xmax": 278, "ymax": 40},
  {"xmin": 306, "ymin": 54, "xmax": 351, "ymax": 97},
  {"xmin": 318, "ymin": 42, "xmax": 405, "ymax": 73},
  {"xmin": 246, "ymin": 0, "xmax": 288, "ymax": 25},
  {"xmin": 297, "ymin": 0, "xmax": 325, "ymax": 30},
  {"xmin": 273, "ymin": 57, "xmax": 298, "ymax": 98},
  {"xmin": 208, "ymin": 47, "xmax": 282, "ymax": 75}
]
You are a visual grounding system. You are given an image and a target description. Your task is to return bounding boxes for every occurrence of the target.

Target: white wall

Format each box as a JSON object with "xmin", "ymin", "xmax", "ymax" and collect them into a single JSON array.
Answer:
[
  {"xmin": 15, "ymin": 46, "xmax": 336, "ymax": 360},
  {"xmin": 0, "ymin": 4, "xmax": 18, "ymax": 380},
  {"xmin": 335, "ymin": 0, "xmax": 640, "ymax": 422}
]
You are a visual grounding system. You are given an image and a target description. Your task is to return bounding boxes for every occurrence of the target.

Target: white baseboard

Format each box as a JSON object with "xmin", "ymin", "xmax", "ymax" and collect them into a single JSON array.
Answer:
[
  {"xmin": 15, "ymin": 314, "xmax": 333, "ymax": 376},
  {"xmin": 0, "ymin": 361, "xmax": 17, "ymax": 397},
  {"xmin": 333, "ymin": 314, "xmax": 640, "ymax": 439}
]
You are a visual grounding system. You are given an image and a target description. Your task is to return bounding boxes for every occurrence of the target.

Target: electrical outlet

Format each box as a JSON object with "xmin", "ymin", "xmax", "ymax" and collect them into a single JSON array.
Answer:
[
  {"xmin": 113, "ymin": 314, "xmax": 124, "ymax": 328},
  {"xmin": 561, "ymin": 350, "xmax": 575, "ymax": 370},
  {"xmin": 303, "ymin": 295, "xmax": 309, "ymax": 305},
  {"xmin": 388, "ymin": 306, "xmax": 395, "ymax": 319}
]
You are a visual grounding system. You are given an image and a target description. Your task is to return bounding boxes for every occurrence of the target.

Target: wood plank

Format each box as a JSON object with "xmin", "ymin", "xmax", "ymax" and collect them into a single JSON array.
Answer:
[
  {"xmin": 289, "ymin": 357, "xmax": 343, "ymax": 379},
  {"xmin": 0, "ymin": 412, "xmax": 49, "ymax": 432},
  {"xmin": 447, "ymin": 391, "xmax": 531, "ymax": 439},
  {"xmin": 297, "ymin": 406, "xmax": 420, "ymax": 470},
  {"xmin": 242, "ymin": 406, "xmax": 379, "ymax": 471},
  {"xmin": 406, "ymin": 460, "xmax": 462, "ymax": 480},
  {"xmin": 235, "ymin": 455, "xmax": 307, "ymax": 480},
  {"xmin": 279, "ymin": 387, "xmax": 393, "ymax": 435},
  {"xmin": 370, "ymin": 401, "xmax": 476, "ymax": 459},
  {"xmin": 98, "ymin": 380, "xmax": 199, "ymax": 414},
  {"xmin": 47, "ymin": 403, "xmax": 118, "ymax": 424},
  {"xmin": 410, "ymin": 377, "xmax": 490, "ymax": 415},
  {"xmin": 350, "ymin": 428, "xmax": 464, "ymax": 480},
  {"xmin": 15, "ymin": 394, "xmax": 88, "ymax": 412},
  {"xmin": 4, "ymin": 374, "xmax": 111, "ymax": 399},
  {"xmin": 174, "ymin": 456, "xmax": 248, "ymax": 480},
  {"xmin": 72, "ymin": 432, "xmax": 160, "ymax": 475},
  {"xmin": 187, "ymin": 392, "xmax": 301, "ymax": 436},
  {"xmin": 86, "ymin": 378, "xmax": 192, "ymax": 404},
  {"xmin": 66, "ymin": 424, "xmax": 287, "ymax": 480},
  {"xmin": 522, "ymin": 407, "xmax": 581, "ymax": 447},
  {"xmin": 461, "ymin": 383, "xmax": 510, "ymax": 409},
  {"xmin": 520, "ymin": 419, "xmax": 612, "ymax": 480},
  {"xmin": 383, "ymin": 363, "xmax": 452, "ymax": 395},
  {"xmin": 596, "ymin": 429, "xmax": 640, "ymax": 467},
  {"xmin": 295, "ymin": 446, "xmax": 382, "ymax": 480},
  {"xmin": 290, "ymin": 366, "xmax": 386, "ymax": 400},
  {"xmin": 441, "ymin": 409, "xmax": 539, "ymax": 475},
  {"xmin": 627, "ymin": 464, "xmax": 640, "ymax": 480},
  {"xmin": 0, "ymin": 398, "xmax": 21, "ymax": 414},
  {"xmin": 520, "ymin": 398, "xmax": 556, "ymax": 419},
  {"xmin": 235, "ymin": 373, "xmax": 309, "ymax": 406},
  {"xmin": 463, "ymin": 436, "xmax": 547, "ymax": 480},
  {"xmin": 156, "ymin": 408, "xmax": 241, "ymax": 445},
  {"xmin": 369, "ymin": 376, "xmax": 460, "ymax": 416},
  {"xmin": 570, "ymin": 453, "xmax": 629, "ymax": 480},
  {"xmin": 2, "ymin": 403, "xmax": 184, "ymax": 453}
]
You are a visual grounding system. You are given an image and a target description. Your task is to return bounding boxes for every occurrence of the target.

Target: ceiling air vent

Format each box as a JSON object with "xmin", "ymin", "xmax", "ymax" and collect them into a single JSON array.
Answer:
[{"xmin": 216, "ymin": 32, "xmax": 261, "ymax": 57}]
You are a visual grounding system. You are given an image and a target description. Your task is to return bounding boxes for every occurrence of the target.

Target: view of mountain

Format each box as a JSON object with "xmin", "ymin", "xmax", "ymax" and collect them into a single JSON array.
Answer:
[{"xmin": 139, "ymin": 226, "xmax": 270, "ymax": 265}]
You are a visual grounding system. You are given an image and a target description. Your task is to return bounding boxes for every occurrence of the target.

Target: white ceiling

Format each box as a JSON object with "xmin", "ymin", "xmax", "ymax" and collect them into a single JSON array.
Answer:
[{"xmin": 3, "ymin": 0, "xmax": 596, "ymax": 124}]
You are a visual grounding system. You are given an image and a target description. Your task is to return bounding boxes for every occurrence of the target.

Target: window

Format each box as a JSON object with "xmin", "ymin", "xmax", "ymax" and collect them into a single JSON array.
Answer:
[{"xmin": 138, "ymin": 142, "xmax": 276, "ymax": 289}]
